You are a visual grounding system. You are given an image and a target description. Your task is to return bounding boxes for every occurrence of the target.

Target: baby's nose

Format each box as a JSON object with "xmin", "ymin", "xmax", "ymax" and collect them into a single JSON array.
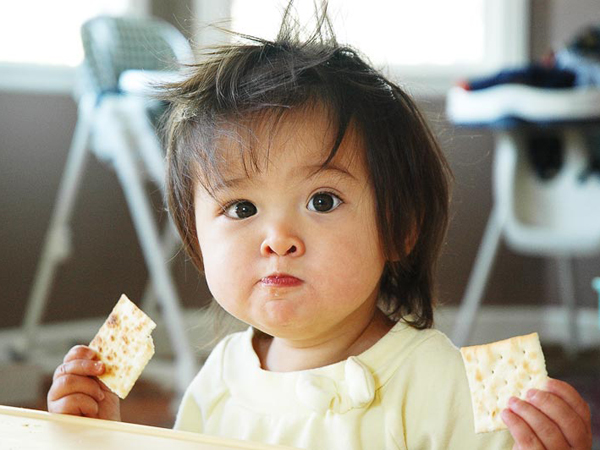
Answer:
[{"xmin": 260, "ymin": 229, "xmax": 305, "ymax": 257}]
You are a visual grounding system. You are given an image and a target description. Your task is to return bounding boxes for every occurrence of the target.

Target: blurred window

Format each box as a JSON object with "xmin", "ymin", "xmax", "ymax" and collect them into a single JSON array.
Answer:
[
  {"xmin": 232, "ymin": 0, "xmax": 486, "ymax": 67},
  {"xmin": 0, "ymin": 0, "xmax": 148, "ymax": 93},
  {"xmin": 0, "ymin": 1, "xmax": 146, "ymax": 66},
  {"xmin": 226, "ymin": 0, "xmax": 529, "ymax": 92}
]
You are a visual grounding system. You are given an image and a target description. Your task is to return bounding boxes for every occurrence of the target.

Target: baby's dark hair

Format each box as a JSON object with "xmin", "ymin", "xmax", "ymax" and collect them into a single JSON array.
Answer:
[{"xmin": 162, "ymin": 4, "xmax": 452, "ymax": 329}]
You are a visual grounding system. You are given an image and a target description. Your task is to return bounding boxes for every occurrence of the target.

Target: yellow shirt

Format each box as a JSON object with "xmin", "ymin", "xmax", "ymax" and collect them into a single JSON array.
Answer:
[{"xmin": 174, "ymin": 322, "xmax": 513, "ymax": 449}]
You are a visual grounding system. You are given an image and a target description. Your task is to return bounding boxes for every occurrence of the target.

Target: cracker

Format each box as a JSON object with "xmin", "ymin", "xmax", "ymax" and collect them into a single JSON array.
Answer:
[
  {"xmin": 460, "ymin": 332, "xmax": 548, "ymax": 433},
  {"xmin": 89, "ymin": 294, "xmax": 156, "ymax": 399}
]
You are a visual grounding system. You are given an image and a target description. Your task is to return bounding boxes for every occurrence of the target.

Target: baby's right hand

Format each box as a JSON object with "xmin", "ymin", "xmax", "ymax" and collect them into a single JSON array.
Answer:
[{"xmin": 47, "ymin": 345, "xmax": 120, "ymax": 421}]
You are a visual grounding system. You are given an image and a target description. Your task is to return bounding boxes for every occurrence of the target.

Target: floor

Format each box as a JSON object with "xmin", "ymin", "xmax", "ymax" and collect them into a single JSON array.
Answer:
[{"xmin": 6, "ymin": 345, "xmax": 600, "ymax": 445}]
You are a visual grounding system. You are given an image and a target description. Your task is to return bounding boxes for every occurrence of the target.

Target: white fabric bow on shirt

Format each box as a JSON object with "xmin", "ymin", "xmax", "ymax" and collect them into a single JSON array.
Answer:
[{"xmin": 295, "ymin": 356, "xmax": 376, "ymax": 414}]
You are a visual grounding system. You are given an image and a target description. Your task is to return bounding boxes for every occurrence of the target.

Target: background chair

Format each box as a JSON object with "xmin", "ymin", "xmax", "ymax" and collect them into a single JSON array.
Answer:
[
  {"xmin": 451, "ymin": 125, "xmax": 600, "ymax": 351},
  {"xmin": 17, "ymin": 15, "xmax": 198, "ymax": 395},
  {"xmin": 447, "ymin": 84, "xmax": 600, "ymax": 352}
]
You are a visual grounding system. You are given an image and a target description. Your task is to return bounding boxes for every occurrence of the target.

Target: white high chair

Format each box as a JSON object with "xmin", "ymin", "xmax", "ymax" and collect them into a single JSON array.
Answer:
[
  {"xmin": 18, "ymin": 15, "xmax": 198, "ymax": 394},
  {"xmin": 447, "ymin": 87, "xmax": 600, "ymax": 352}
]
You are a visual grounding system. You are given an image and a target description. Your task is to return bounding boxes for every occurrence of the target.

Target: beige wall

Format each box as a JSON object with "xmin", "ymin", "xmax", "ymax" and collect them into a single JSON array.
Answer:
[
  {"xmin": 0, "ymin": 91, "xmax": 210, "ymax": 329},
  {"xmin": 1, "ymin": 1, "xmax": 599, "ymax": 329}
]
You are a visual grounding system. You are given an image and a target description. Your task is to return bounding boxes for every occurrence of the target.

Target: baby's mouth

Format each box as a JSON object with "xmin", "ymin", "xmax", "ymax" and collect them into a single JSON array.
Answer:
[{"xmin": 260, "ymin": 274, "xmax": 303, "ymax": 287}]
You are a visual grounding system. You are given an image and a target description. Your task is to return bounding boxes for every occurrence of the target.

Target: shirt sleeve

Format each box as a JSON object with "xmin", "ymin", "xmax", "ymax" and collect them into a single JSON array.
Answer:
[{"xmin": 387, "ymin": 331, "xmax": 514, "ymax": 449}]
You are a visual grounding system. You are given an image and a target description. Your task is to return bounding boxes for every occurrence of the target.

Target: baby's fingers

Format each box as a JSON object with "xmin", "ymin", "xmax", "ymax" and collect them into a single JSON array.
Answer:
[
  {"xmin": 501, "ymin": 408, "xmax": 545, "ymax": 450},
  {"xmin": 48, "ymin": 373, "xmax": 105, "ymax": 404},
  {"xmin": 53, "ymin": 358, "xmax": 104, "ymax": 381},
  {"xmin": 526, "ymin": 385, "xmax": 592, "ymax": 449},
  {"xmin": 544, "ymin": 378, "xmax": 592, "ymax": 434},
  {"xmin": 49, "ymin": 393, "xmax": 100, "ymax": 418},
  {"xmin": 62, "ymin": 345, "xmax": 98, "ymax": 364},
  {"xmin": 504, "ymin": 397, "xmax": 569, "ymax": 449}
]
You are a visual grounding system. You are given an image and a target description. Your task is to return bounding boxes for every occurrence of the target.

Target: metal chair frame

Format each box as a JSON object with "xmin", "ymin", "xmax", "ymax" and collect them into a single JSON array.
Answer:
[{"xmin": 19, "ymin": 15, "xmax": 198, "ymax": 394}]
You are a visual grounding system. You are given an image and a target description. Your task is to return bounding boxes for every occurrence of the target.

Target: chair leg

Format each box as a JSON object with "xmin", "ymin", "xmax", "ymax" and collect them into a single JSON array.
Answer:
[
  {"xmin": 556, "ymin": 257, "xmax": 579, "ymax": 356},
  {"xmin": 120, "ymin": 96, "xmax": 183, "ymax": 317},
  {"xmin": 17, "ymin": 96, "xmax": 96, "ymax": 359},
  {"xmin": 111, "ymin": 127, "xmax": 197, "ymax": 395},
  {"xmin": 121, "ymin": 96, "xmax": 166, "ymax": 187},
  {"xmin": 140, "ymin": 220, "xmax": 182, "ymax": 319},
  {"xmin": 452, "ymin": 205, "xmax": 505, "ymax": 347}
]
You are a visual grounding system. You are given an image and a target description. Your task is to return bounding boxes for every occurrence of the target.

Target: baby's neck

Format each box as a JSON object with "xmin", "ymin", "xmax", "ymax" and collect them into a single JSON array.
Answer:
[{"xmin": 254, "ymin": 310, "xmax": 394, "ymax": 372}]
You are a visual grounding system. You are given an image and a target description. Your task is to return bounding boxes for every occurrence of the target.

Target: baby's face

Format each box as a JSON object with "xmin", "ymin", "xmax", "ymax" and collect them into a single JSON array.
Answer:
[{"xmin": 193, "ymin": 108, "xmax": 386, "ymax": 343}]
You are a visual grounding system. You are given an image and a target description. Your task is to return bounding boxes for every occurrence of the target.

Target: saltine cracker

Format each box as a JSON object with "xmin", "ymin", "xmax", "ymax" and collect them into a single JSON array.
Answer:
[
  {"xmin": 89, "ymin": 294, "xmax": 156, "ymax": 399},
  {"xmin": 460, "ymin": 332, "xmax": 548, "ymax": 433}
]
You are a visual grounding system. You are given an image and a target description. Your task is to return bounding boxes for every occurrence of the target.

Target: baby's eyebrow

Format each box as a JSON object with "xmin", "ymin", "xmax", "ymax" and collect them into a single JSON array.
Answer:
[
  {"xmin": 212, "ymin": 162, "xmax": 357, "ymax": 194},
  {"xmin": 302, "ymin": 163, "xmax": 357, "ymax": 182},
  {"xmin": 212, "ymin": 175, "xmax": 252, "ymax": 192}
]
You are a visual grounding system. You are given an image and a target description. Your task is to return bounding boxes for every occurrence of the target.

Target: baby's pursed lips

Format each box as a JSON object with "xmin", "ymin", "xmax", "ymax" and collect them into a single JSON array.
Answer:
[{"xmin": 260, "ymin": 273, "xmax": 303, "ymax": 287}]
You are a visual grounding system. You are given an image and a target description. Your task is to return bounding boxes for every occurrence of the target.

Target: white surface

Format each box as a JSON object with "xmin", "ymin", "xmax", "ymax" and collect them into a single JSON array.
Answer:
[
  {"xmin": 447, "ymin": 85, "xmax": 600, "ymax": 124},
  {"xmin": 0, "ymin": 405, "xmax": 295, "ymax": 450}
]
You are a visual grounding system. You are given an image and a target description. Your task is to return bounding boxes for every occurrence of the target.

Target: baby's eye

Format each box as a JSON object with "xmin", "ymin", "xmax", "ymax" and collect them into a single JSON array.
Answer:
[
  {"xmin": 307, "ymin": 192, "xmax": 342, "ymax": 213},
  {"xmin": 223, "ymin": 200, "xmax": 257, "ymax": 219}
]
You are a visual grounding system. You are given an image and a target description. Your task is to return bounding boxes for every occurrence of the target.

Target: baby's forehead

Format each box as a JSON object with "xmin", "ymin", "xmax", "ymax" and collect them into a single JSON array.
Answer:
[{"xmin": 198, "ymin": 108, "xmax": 365, "ymax": 185}]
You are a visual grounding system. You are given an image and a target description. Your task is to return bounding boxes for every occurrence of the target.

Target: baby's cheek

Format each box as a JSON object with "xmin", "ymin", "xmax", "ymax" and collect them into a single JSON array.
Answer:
[
  {"xmin": 203, "ymin": 250, "xmax": 248, "ymax": 305},
  {"xmin": 332, "ymin": 241, "xmax": 384, "ymax": 293},
  {"xmin": 204, "ymin": 272, "xmax": 241, "ymax": 320}
]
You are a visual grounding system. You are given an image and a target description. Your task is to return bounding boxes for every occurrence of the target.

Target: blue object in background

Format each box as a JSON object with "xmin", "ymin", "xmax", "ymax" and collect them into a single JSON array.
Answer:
[{"xmin": 593, "ymin": 278, "xmax": 600, "ymax": 328}]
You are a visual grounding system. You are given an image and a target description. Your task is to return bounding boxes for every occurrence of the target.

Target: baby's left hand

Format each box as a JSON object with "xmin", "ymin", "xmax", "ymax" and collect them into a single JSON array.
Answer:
[{"xmin": 501, "ymin": 378, "xmax": 592, "ymax": 449}]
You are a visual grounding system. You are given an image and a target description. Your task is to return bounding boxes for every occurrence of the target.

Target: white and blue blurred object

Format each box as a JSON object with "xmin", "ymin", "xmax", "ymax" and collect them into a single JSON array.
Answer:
[
  {"xmin": 593, "ymin": 278, "xmax": 600, "ymax": 329},
  {"xmin": 446, "ymin": 23, "xmax": 600, "ymax": 349}
]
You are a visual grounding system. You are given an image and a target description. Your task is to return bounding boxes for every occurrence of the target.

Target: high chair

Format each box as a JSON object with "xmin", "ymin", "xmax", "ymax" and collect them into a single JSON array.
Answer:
[
  {"xmin": 18, "ymin": 15, "xmax": 198, "ymax": 394},
  {"xmin": 447, "ymin": 86, "xmax": 600, "ymax": 352}
]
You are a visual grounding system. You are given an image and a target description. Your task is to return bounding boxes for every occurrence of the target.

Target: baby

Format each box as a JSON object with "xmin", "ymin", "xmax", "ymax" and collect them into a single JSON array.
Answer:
[{"xmin": 48, "ymin": 5, "xmax": 592, "ymax": 449}]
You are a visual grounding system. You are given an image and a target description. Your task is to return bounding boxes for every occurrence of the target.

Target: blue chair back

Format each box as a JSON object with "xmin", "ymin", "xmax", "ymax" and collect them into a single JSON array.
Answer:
[{"xmin": 79, "ymin": 15, "xmax": 192, "ymax": 96}]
